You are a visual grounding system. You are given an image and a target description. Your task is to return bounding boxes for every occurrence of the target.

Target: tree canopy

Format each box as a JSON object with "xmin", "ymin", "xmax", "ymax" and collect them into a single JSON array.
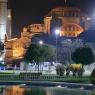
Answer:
[
  {"xmin": 0, "ymin": 41, "xmax": 4, "ymax": 57},
  {"xmin": 0, "ymin": 41, "xmax": 4, "ymax": 51},
  {"xmin": 24, "ymin": 44, "xmax": 55, "ymax": 63},
  {"xmin": 71, "ymin": 47, "xmax": 95, "ymax": 66}
]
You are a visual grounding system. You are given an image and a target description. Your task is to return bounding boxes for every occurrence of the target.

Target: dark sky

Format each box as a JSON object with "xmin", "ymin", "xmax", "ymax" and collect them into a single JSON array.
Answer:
[{"xmin": 8, "ymin": 0, "xmax": 95, "ymax": 37}]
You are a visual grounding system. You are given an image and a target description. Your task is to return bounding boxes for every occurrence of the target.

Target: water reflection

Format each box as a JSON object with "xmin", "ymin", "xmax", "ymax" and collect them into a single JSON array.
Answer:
[
  {"xmin": 1, "ymin": 86, "xmax": 95, "ymax": 95},
  {"xmin": 46, "ymin": 88, "xmax": 92, "ymax": 95},
  {"xmin": 4, "ymin": 86, "xmax": 24, "ymax": 95},
  {"xmin": 24, "ymin": 88, "xmax": 46, "ymax": 95}
]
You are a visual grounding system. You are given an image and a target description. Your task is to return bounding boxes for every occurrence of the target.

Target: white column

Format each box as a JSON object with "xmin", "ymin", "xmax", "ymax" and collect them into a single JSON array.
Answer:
[{"xmin": 0, "ymin": 0, "xmax": 7, "ymax": 42}]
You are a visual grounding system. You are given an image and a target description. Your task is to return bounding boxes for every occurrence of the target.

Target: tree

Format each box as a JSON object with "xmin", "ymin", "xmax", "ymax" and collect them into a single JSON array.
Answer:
[
  {"xmin": 24, "ymin": 44, "xmax": 55, "ymax": 72},
  {"xmin": 0, "ymin": 41, "xmax": 4, "ymax": 63},
  {"xmin": 66, "ymin": 64, "xmax": 83, "ymax": 77},
  {"xmin": 55, "ymin": 64, "xmax": 65, "ymax": 76},
  {"xmin": 71, "ymin": 47, "xmax": 95, "ymax": 74},
  {"xmin": 40, "ymin": 44, "xmax": 56, "ymax": 62},
  {"xmin": 0, "ymin": 41, "xmax": 4, "ymax": 55}
]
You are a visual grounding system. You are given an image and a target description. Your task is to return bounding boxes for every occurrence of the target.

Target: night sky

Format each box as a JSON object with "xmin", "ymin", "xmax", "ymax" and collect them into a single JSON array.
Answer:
[{"xmin": 8, "ymin": 0, "xmax": 95, "ymax": 37}]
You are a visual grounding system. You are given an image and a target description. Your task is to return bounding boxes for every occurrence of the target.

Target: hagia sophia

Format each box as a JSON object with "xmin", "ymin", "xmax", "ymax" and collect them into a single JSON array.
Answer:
[{"xmin": 0, "ymin": 0, "xmax": 94, "ymax": 64}]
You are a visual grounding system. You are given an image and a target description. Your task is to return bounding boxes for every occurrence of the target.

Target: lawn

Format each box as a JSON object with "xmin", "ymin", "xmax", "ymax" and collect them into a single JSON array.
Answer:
[{"xmin": 40, "ymin": 74, "xmax": 90, "ymax": 84}]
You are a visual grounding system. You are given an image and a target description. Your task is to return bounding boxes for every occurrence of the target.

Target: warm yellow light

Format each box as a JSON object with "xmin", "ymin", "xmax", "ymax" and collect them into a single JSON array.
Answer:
[
  {"xmin": 8, "ymin": 15, "xmax": 11, "ymax": 18},
  {"xmin": 13, "ymin": 48, "xmax": 24, "ymax": 58},
  {"xmin": 70, "ymin": 64, "xmax": 82, "ymax": 69}
]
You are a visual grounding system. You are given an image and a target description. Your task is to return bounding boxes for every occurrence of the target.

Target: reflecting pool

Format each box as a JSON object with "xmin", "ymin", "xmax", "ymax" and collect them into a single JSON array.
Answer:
[{"xmin": 0, "ymin": 85, "xmax": 95, "ymax": 95}]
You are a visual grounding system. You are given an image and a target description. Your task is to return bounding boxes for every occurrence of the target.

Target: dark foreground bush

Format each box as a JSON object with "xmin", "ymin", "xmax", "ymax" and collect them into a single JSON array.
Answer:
[{"xmin": 90, "ymin": 68, "xmax": 95, "ymax": 84}]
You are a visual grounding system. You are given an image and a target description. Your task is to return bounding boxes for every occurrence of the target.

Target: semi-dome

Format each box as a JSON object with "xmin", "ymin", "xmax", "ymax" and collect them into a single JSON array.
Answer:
[{"xmin": 78, "ymin": 30, "xmax": 95, "ymax": 42}]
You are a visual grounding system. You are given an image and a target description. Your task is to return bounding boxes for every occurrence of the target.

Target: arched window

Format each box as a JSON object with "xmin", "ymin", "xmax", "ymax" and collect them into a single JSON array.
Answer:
[
  {"xmin": 73, "ymin": 26, "xmax": 75, "ymax": 31},
  {"xmin": 73, "ymin": 33, "xmax": 75, "ymax": 36},
  {"xmin": 67, "ymin": 26, "xmax": 69, "ymax": 31},
  {"xmin": 65, "ymin": 26, "xmax": 67, "ymax": 31},
  {"xmin": 77, "ymin": 28, "xmax": 79, "ymax": 31}
]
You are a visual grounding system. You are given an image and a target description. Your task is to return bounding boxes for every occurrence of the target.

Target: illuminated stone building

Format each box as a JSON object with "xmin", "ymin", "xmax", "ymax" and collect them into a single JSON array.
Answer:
[
  {"xmin": 5, "ymin": 38, "xmax": 25, "ymax": 63},
  {"xmin": 44, "ymin": 7, "xmax": 90, "ymax": 37},
  {"xmin": 20, "ymin": 7, "xmax": 90, "ymax": 37},
  {"xmin": 5, "ymin": 7, "xmax": 90, "ymax": 63}
]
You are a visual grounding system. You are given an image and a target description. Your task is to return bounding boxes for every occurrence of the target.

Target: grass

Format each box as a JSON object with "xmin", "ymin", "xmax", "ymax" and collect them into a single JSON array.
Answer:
[
  {"xmin": 0, "ymin": 70, "xmax": 15, "ymax": 74},
  {"xmin": 62, "ymin": 76, "xmax": 90, "ymax": 83},
  {"xmin": 39, "ymin": 74, "xmax": 90, "ymax": 84}
]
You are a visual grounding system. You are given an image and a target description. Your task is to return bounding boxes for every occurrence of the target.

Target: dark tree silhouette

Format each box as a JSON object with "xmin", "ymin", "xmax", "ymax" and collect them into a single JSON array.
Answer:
[
  {"xmin": 24, "ymin": 44, "xmax": 55, "ymax": 72},
  {"xmin": 0, "ymin": 41, "xmax": 4, "ymax": 51},
  {"xmin": 0, "ymin": 41, "xmax": 4, "ymax": 57},
  {"xmin": 71, "ymin": 47, "xmax": 95, "ymax": 75}
]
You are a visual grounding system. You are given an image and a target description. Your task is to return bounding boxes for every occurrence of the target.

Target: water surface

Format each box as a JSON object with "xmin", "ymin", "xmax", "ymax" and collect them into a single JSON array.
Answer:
[{"xmin": 1, "ymin": 85, "xmax": 95, "ymax": 95}]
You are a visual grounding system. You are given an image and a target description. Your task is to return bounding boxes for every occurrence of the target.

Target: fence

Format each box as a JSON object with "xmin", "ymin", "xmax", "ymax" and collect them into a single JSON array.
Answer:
[{"xmin": 0, "ymin": 73, "xmax": 65, "ymax": 81}]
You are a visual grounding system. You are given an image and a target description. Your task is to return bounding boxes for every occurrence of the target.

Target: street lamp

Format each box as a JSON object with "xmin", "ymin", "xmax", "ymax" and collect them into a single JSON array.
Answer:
[
  {"xmin": 55, "ymin": 29, "xmax": 60, "ymax": 35},
  {"xmin": 55, "ymin": 29, "xmax": 60, "ymax": 63},
  {"xmin": 38, "ymin": 40, "xmax": 43, "ymax": 72},
  {"xmin": 39, "ymin": 40, "xmax": 43, "ymax": 45}
]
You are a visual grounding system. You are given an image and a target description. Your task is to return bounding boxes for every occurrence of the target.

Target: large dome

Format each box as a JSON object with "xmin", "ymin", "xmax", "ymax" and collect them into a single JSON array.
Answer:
[
  {"xmin": 44, "ymin": 6, "xmax": 87, "ymax": 37},
  {"xmin": 46, "ymin": 7, "xmax": 82, "ymax": 17},
  {"xmin": 78, "ymin": 30, "xmax": 95, "ymax": 42}
]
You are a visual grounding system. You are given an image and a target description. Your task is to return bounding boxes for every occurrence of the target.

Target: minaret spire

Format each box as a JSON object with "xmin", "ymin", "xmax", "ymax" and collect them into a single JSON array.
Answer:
[
  {"xmin": 65, "ymin": 0, "xmax": 68, "ymax": 6},
  {"xmin": 65, "ymin": 0, "xmax": 67, "ymax": 3}
]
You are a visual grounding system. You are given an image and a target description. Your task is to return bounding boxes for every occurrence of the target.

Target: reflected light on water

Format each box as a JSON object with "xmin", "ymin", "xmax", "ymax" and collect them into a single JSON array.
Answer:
[
  {"xmin": 4, "ymin": 86, "xmax": 25, "ymax": 95},
  {"xmin": 56, "ymin": 85, "xmax": 62, "ymax": 88},
  {"xmin": 79, "ymin": 87, "xmax": 84, "ymax": 90},
  {"xmin": 2, "ymin": 85, "xmax": 95, "ymax": 95}
]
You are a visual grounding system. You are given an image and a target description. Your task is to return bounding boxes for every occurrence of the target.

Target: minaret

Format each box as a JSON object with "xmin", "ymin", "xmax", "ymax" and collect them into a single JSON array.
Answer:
[
  {"xmin": 0, "ymin": 0, "xmax": 8, "ymax": 42},
  {"xmin": 65, "ymin": 0, "xmax": 67, "ymax": 3},
  {"xmin": 7, "ymin": 9, "xmax": 12, "ymax": 39}
]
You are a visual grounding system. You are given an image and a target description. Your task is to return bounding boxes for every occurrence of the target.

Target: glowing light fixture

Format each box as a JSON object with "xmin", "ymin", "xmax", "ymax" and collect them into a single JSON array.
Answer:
[
  {"xmin": 55, "ymin": 29, "xmax": 60, "ymax": 35},
  {"xmin": 39, "ymin": 40, "xmax": 43, "ymax": 45}
]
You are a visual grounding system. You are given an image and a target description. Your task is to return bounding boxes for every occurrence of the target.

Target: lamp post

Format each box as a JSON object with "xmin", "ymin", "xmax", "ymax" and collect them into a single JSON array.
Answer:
[
  {"xmin": 38, "ymin": 40, "xmax": 43, "ymax": 72},
  {"xmin": 55, "ymin": 29, "xmax": 60, "ymax": 63}
]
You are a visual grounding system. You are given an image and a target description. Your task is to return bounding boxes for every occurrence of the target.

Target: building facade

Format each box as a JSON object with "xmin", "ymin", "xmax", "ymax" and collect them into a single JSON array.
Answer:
[
  {"xmin": 44, "ymin": 7, "xmax": 90, "ymax": 37},
  {"xmin": 5, "ymin": 7, "xmax": 90, "ymax": 63},
  {"xmin": 21, "ymin": 7, "xmax": 90, "ymax": 37}
]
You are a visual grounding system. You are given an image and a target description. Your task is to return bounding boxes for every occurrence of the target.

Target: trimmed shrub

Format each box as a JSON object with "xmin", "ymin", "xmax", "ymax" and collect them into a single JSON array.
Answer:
[{"xmin": 56, "ymin": 64, "xmax": 65, "ymax": 76}]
